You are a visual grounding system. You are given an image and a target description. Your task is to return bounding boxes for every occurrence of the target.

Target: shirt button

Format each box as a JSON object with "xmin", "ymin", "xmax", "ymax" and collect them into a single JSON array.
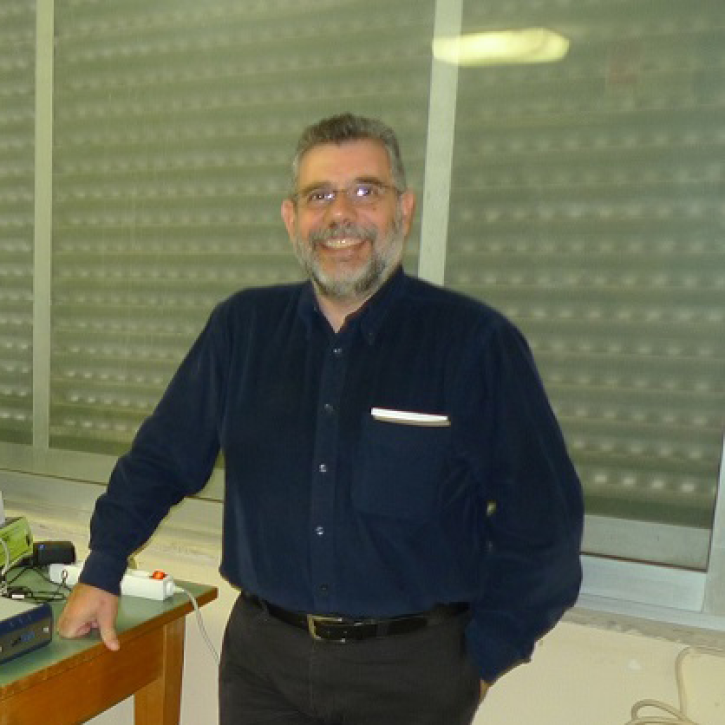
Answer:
[
  {"xmin": 332, "ymin": 347, "xmax": 343, "ymax": 357},
  {"xmin": 315, "ymin": 526, "xmax": 325, "ymax": 536},
  {"xmin": 319, "ymin": 584, "xmax": 329, "ymax": 595},
  {"xmin": 323, "ymin": 403, "xmax": 335, "ymax": 415},
  {"xmin": 318, "ymin": 463, "xmax": 328, "ymax": 474}
]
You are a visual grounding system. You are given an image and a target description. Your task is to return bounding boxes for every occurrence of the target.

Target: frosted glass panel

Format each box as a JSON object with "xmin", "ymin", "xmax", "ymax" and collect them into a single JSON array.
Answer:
[
  {"xmin": 51, "ymin": 0, "xmax": 435, "ymax": 454},
  {"xmin": 1, "ymin": 0, "xmax": 723, "ymax": 570},
  {"xmin": 446, "ymin": 0, "xmax": 725, "ymax": 543},
  {"xmin": 0, "ymin": 2, "xmax": 35, "ymax": 445}
]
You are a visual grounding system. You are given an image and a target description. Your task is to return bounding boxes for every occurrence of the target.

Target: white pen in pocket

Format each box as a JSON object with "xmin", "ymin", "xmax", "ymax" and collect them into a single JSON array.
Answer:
[{"xmin": 370, "ymin": 407, "xmax": 451, "ymax": 427}]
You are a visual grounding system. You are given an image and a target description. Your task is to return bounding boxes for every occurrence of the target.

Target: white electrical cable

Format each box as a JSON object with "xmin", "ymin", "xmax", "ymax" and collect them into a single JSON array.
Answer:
[
  {"xmin": 174, "ymin": 584, "xmax": 220, "ymax": 667},
  {"xmin": 0, "ymin": 536, "xmax": 10, "ymax": 595},
  {"xmin": 624, "ymin": 646, "xmax": 725, "ymax": 725},
  {"xmin": 1, "ymin": 543, "xmax": 35, "ymax": 598},
  {"xmin": 0, "ymin": 535, "xmax": 9, "ymax": 574}
]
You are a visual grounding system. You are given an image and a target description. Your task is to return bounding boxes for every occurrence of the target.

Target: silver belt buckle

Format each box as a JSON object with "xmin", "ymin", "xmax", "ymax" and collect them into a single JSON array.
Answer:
[{"xmin": 306, "ymin": 614, "xmax": 345, "ymax": 641}]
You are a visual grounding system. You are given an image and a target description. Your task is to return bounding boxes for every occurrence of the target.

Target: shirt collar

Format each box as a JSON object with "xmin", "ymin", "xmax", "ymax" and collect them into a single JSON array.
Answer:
[
  {"xmin": 356, "ymin": 266, "xmax": 405, "ymax": 344},
  {"xmin": 296, "ymin": 266, "xmax": 406, "ymax": 344}
]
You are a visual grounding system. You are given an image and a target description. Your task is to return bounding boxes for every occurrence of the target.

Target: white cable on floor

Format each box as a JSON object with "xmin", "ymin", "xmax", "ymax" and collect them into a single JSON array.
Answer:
[{"xmin": 624, "ymin": 645, "xmax": 725, "ymax": 725}]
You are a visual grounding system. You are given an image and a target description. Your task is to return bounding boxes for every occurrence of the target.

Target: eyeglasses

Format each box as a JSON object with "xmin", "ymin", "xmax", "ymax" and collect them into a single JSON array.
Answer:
[{"xmin": 292, "ymin": 181, "xmax": 398, "ymax": 210}]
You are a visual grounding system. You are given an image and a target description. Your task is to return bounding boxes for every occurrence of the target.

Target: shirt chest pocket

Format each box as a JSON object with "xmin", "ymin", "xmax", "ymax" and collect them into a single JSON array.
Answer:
[{"xmin": 352, "ymin": 416, "xmax": 452, "ymax": 523}]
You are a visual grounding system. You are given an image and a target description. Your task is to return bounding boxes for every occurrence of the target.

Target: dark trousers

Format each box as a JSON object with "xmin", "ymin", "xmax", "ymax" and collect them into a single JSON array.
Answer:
[{"xmin": 219, "ymin": 594, "xmax": 481, "ymax": 725}]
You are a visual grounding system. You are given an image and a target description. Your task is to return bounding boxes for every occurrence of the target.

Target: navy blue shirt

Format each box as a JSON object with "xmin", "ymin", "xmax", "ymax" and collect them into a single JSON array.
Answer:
[{"xmin": 82, "ymin": 268, "xmax": 583, "ymax": 682}]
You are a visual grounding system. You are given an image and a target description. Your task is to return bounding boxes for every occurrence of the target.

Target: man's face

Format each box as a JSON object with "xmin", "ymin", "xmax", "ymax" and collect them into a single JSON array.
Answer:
[{"xmin": 281, "ymin": 139, "xmax": 415, "ymax": 304}]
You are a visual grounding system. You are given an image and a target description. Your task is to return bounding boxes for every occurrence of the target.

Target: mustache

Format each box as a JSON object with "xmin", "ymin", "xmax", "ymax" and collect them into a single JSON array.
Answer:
[{"xmin": 307, "ymin": 223, "xmax": 378, "ymax": 245}]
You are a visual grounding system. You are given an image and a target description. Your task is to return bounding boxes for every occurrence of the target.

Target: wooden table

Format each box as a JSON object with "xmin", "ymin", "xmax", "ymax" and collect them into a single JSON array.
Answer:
[{"xmin": 0, "ymin": 572, "xmax": 217, "ymax": 725}]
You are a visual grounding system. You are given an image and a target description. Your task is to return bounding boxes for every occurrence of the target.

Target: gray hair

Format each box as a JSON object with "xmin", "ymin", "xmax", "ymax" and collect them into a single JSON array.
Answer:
[{"xmin": 289, "ymin": 113, "xmax": 408, "ymax": 196}]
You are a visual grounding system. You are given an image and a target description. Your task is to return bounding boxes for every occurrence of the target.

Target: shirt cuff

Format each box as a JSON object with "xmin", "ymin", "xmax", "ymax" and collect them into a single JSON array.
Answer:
[
  {"xmin": 79, "ymin": 550, "xmax": 129, "ymax": 596},
  {"xmin": 465, "ymin": 617, "xmax": 530, "ymax": 683}
]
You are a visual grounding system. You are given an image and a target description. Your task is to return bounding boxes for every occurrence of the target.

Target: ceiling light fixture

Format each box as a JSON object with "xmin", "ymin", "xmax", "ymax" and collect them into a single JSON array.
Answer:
[{"xmin": 433, "ymin": 28, "xmax": 570, "ymax": 67}]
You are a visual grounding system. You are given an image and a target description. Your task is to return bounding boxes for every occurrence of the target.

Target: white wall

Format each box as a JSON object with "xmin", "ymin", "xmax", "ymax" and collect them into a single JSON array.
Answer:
[{"xmin": 20, "ymin": 515, "xmax": 725, "ymax": 725}]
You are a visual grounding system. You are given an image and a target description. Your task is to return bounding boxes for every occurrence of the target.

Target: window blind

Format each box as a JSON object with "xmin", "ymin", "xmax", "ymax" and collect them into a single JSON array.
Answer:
[
  {"xmin": 446, "ymin": 0, "xmax": 725, "ymax": 562},
  {"xmin": 51, "ymin": 0, "xmax": 434, "ymax": 455},
  {"xmin": 2, "ymin": 0, "xmax": 723, "ymax": 571},
  {"xmin": 0, "ymin": 2, "xmax": 35, "ymax": 445}
]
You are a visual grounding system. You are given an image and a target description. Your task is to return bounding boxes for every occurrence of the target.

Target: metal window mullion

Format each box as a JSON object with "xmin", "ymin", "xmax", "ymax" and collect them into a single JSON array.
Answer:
[
  {"xmin": 417, "ymin": 0, "xmax": 462, "ymax": 285},
  {"xmin": 704, "ymin": 431, "xmax": 725, "ymax": 616},
  {"xmin": 32, "ymin": 0, "xmax": 54, "ymax": 450}
]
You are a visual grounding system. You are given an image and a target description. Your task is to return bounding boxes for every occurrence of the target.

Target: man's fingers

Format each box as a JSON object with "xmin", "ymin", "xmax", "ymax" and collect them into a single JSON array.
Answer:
[
  {"xmin": 57, "ymin": 617, "xmax": 91, "ymax": 638},
  {"xmin": 57, "ymin": 582, "xmax": 121, "ymax": 651},
  {"xmin": 98, "ymin": 622, "xmax": 120, "ymax": 651},
  {"xmin": 96, "ymin": 600, "xmax": 120, "ymax": 651}
]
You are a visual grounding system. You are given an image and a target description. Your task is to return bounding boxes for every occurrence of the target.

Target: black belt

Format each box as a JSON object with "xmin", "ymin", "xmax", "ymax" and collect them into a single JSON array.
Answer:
[{"xmin": 244, "ymin": 593, "xmax": 468, "ymax": 643}]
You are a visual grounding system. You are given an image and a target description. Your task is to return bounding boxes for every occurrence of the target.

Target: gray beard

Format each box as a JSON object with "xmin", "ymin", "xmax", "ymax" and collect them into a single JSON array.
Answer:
[
  {"xmin": 293, "ymin": 216, "xmax": 404, "ymax": 302},
  {"xmin": 308, "ymin": 251, "xmax": 388, "ymax": 301}
]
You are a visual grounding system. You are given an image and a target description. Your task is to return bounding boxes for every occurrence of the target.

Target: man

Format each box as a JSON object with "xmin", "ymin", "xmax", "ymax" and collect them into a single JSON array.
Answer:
[{"xmin": 59, "ymin": 113, "xmax": 584, "ymax": 724}]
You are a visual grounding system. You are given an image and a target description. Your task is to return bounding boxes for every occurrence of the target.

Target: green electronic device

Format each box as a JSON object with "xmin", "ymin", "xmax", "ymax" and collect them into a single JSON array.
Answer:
[{"xmin": 0, "ymin": 516, "xmax": 34, "ymax": 570}]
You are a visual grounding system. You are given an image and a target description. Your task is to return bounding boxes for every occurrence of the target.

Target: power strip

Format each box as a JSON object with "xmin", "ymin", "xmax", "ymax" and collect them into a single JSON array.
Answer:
[{"xmin": 48, "ymin": 561, "xmax": 176, "ymax": 600}]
